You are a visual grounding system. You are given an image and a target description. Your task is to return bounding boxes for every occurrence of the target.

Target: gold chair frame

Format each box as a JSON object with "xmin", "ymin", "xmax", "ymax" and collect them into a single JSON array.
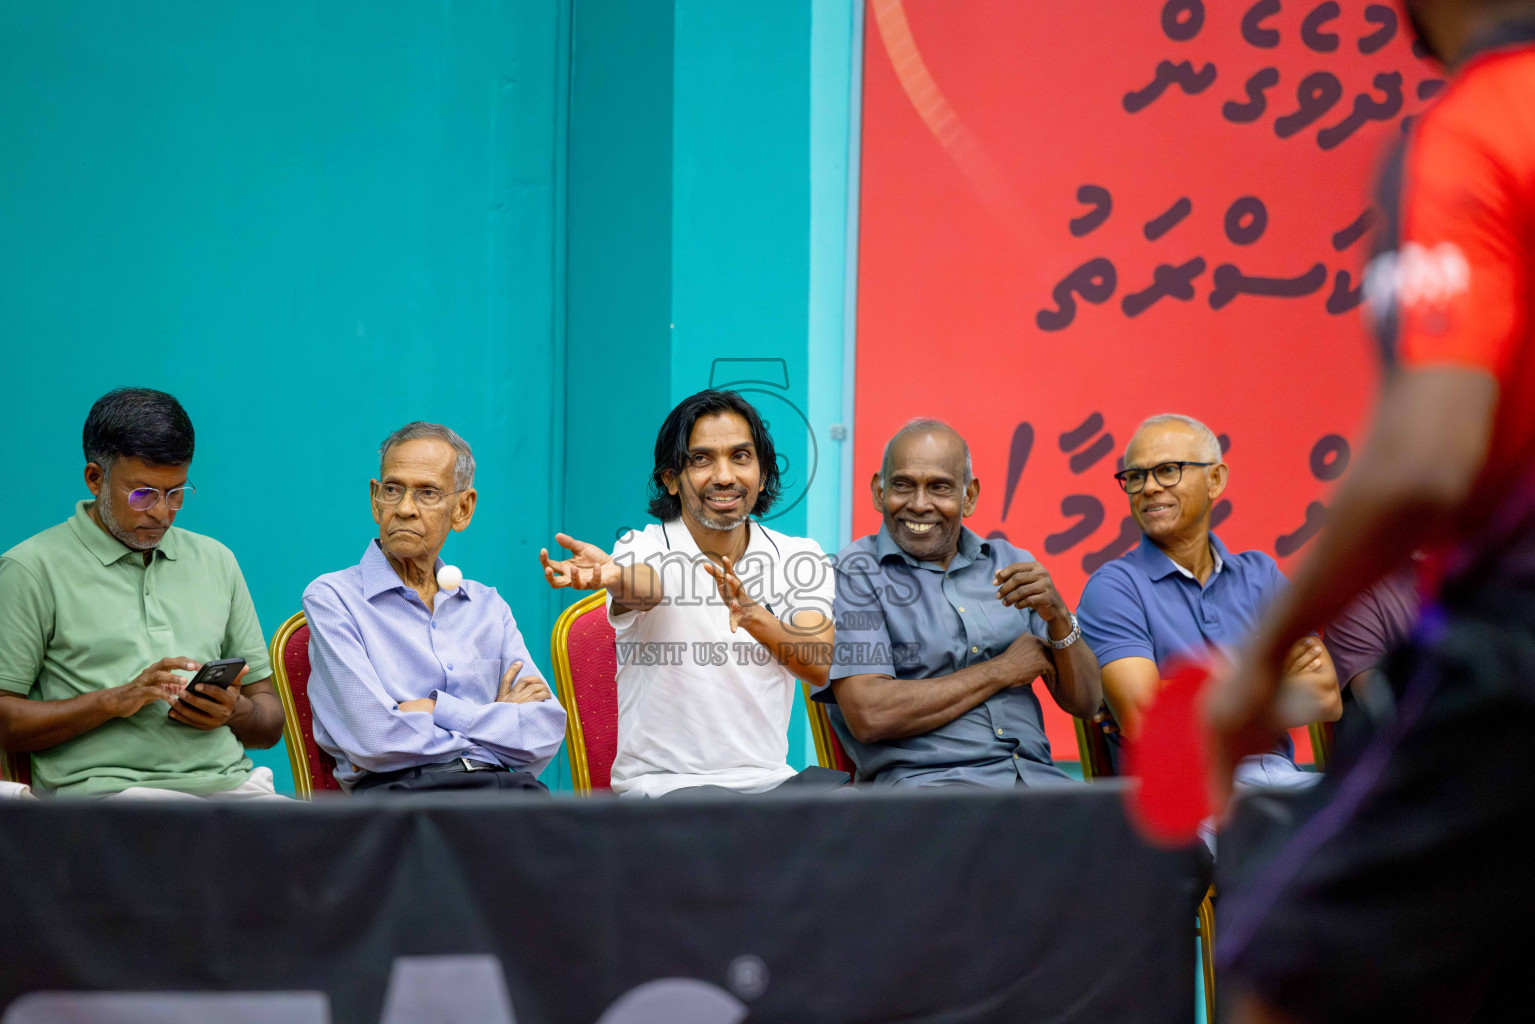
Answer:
[
  {"xmin": 804, "ymin": 685, "xmax": 843, "ymax": 771},
  {"xmin": 268, "ymin": 610, "xmax": 320, "ymax": 800},
  {"xmin": 549, "ymin": 590, "xmax": 609, "ymax": 794}
]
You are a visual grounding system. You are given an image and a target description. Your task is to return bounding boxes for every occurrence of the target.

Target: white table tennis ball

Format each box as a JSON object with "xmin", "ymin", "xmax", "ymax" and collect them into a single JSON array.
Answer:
[{"xmin": 436, "ymin": 565, "xmax": 463, "ymax": 590}]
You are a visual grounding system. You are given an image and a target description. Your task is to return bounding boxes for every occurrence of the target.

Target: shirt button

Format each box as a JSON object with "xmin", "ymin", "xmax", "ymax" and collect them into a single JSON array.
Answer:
[
  {"xmin": 972, "ymin": 646, "xmax": 979, "ymax": 654},
  {"xmin": 995, "ymin": 728, "xmax": 1004, "ymax": 737},
  {"xmin": 958, "ymin": 606, "xmax": 966, "ymax": 613},
  {"xmin": 1014, "ymin": 752, "xmax": 1021, "ymax": 759},
  {"xmin": 446, "ymin": 663, "xmax": 453, "ymax": 670},
  {"xmin": 431, "ymin": 622, "xmax": 438, "ymax": 630}
]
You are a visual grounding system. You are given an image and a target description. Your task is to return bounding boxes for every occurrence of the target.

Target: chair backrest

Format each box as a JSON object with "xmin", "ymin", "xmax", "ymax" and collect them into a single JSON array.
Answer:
[
  {"xmin": 550, "ymin": 591, "xmax": 619, "ymax": 793},
  {"xmin": 1073, "ymin": 715, "xmax": 1116, "ymax": 780},
  {"xmin": 268, "ymin": 611, "xmax": 341, "ymax": 798},
  {"xmin": 805, "ymin": 689, "xmax": 858, "ymax": 777},
  {"xmin": 1306, "ymin": 720, "xmax": 1334, "ymax": 773},
  {"xmin": 0, "ymin": 748, "xmax": 29, "ymax": 788}
]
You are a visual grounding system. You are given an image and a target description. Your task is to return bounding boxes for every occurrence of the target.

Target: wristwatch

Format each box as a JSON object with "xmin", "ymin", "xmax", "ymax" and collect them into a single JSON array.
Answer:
[{"xmin": 1049, "ymin": 613, "xmax": 1082, "ymax": 650}]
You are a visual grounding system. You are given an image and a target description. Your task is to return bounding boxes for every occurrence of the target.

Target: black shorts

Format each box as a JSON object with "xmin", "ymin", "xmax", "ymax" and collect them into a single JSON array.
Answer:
[{"xmin": 1217, "ymin": 584, "xmax": 1535, "ymax": 1024}]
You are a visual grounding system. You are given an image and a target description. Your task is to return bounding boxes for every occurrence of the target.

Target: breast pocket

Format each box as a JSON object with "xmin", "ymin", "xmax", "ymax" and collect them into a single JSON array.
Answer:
[{"xmin": 461, "ymin": 658, "xmax": 504, "ymax": 703}]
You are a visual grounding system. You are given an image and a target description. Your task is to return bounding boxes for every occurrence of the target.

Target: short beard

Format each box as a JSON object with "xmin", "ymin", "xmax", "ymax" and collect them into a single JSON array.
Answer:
[
  {"xmin": 683, "ymin": 486, "xmax": 751, "ymax": 532},
  {"xmin": 96, "ymin": 475, "xmax": 156, "ymax": 551}
]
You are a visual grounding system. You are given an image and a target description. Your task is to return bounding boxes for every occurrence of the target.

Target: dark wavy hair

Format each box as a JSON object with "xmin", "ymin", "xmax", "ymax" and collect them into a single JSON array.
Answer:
[
  {"xmin": 82, "ymin": 388, "xmax": 195, "ymax": 469},
  {"xmin": 647, "ymin": 390, "xmax": 780, "ymax": 521}
]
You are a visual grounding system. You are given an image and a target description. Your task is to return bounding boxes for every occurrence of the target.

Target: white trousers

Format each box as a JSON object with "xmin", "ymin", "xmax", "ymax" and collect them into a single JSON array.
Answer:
[{"xmin": 0, "ymin": 766, "xmax": 290, "ymax": 801}]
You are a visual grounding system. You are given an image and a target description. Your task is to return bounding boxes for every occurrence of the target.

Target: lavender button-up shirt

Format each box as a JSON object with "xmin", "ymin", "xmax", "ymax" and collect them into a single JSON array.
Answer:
[{"xmin": 302, "ymin": 540, "xmax": 566, "ymax": 789}]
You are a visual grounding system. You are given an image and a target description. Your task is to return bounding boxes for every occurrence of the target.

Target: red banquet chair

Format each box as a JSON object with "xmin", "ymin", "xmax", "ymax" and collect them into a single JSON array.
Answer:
[
  {"xmin": 550, "ymin": 591, "xmax": 620, "ymax": 792},
  {"xmin": 268, "ymin": 611, "xmax": 342, "ymax": 798},
  {"xmin": 550, "ymin": 591, "xmax": 858, "ymax": 790},
  {"xmin": 804, "ymin": 689, "xmax": 857, "ymax": 777}
]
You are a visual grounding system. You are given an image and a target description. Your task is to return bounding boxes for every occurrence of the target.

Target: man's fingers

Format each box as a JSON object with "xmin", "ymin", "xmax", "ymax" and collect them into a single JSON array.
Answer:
[
  {"xmin": 499, "ymin": 662, "xmax": 522, "ymax": 698},
  {"xmin": 544, "ymin": 565, "xmax": 568, "ymax": 589},
  {"xmin": 1002, "ymin": 582, "xmax": 1052, "ymax": 607},
  {"xmin": 996, "ymin": 574, "xmax": 1044, "ymax": 601},
  {"xmin": 178, "ymin": 687, "xmax": 227, "ymax": 713},
  {"xmin": 147, "ymin": 670, "xmax": 189, "ymax": 692}
]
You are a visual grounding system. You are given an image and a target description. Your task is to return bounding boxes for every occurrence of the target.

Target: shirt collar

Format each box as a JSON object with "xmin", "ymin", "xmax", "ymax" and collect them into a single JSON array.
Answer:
[
  {"xmin": 1130, "ymin": 530, "xmax": 1227, "ymax": 582},
  {"xmin": 874, "ymin": 522, "xmax": 989, "ymax": 571},
  {"xmin": 660, "ymin": 518, "xmax": 778, "ymax": 560},
  {"xmin": 359, "ymin": 538, "xmax": 466, "ymax": 601},
  {"xmin": 66, "ymin": 499, "xmax": 179, "ymax": 565}
]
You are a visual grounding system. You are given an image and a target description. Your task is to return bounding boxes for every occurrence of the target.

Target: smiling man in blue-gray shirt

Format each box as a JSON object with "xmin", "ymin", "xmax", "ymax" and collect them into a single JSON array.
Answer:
[
  {"xmin": 303, "ymin": 422, "xmax": 565, "ymax": 793},
  {"xmin": 812, "ymin": 419, "xmax": 1102, "ymax": 787}
]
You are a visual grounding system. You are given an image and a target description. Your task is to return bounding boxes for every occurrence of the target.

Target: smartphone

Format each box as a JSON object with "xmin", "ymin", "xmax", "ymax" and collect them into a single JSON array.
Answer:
[{"xmin": 185, "ymin": 657, "xmax": 246, "ymax": 694}]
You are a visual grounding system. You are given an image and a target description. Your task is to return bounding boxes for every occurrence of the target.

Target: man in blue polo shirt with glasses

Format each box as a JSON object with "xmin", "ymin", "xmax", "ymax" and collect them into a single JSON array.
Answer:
[{"xmin": 1078, "ymin": 414, "xmax": 1341, "ymax": 796}]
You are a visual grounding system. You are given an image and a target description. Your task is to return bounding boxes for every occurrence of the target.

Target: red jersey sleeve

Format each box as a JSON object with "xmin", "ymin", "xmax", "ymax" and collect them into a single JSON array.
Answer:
[{"xmin": 1395, "ymin": 62, "xmax": 1530, "ymax": 382}]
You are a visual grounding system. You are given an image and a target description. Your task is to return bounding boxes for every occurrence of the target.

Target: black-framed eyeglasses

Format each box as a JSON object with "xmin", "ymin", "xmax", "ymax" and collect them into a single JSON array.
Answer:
[
  {"xmin": 372, "ymin": 482, "xmax": 464, "ymax": 509},
  {"xmin": 1113, "ymin": 461, "xmax": 1214, "ymax": 494},
  {"xmin": 124, "ymin": 485, "xmax": 195, "ymax": 511}
]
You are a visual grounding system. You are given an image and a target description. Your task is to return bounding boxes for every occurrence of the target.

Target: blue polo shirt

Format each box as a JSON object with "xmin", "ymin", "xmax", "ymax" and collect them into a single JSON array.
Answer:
[
  {"xmin": 814, "ymin": 525, "xmax": 1072, "ymax": 788},
  {"xmin": 1078, "ymin": 532, "xmax": 1300, "ymax": 775}
]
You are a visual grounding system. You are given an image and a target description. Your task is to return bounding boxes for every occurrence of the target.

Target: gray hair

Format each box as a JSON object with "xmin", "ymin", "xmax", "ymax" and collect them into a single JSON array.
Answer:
[
  {"xmin": 880, "ymin": 417, "xmax": 973, "ymax": 487},
  {"xmin": 1126, "ymin": 414, "xmax": 1222, "ymax": 464},
  {"xmin": 378, "ymin": 421, "xmax": 476, "ymax": 491}
]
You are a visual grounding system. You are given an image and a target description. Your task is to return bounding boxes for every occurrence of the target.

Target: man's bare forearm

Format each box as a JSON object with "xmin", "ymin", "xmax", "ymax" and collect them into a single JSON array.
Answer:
[
  {"xmin": 741, "ymin": 613, "xmax": 832, "ymax": 688},
  {"xmin": 227, "ymin": 684, "xmax": 284, "ymax": 748},
  {"xmin": 0, "ymin": 691, "xmax": 119, "ymax": 752},
  {"xmin": 1252, "ymin": 370, "xmax": 1495, "ymax": 680},
  {"xmin": 608, "ymin": 562, "xmax": 663, "ymax": 613},
  {"xmin": 832, "ymin": 659, "xmax": 1018, "ymax": 744},
  {"xmin": 1046, "ymin": 639, "xmax": 1102, "ymax": 719}
]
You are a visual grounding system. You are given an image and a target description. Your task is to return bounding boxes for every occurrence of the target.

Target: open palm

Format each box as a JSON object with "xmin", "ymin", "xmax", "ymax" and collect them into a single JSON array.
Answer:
[{"xmin": 540, "ymin": 533, "xmax": 618, "ymax": 590}]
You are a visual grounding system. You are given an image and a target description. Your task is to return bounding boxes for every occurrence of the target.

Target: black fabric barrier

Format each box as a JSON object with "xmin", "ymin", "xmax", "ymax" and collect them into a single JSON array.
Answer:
[{"xmin": 0, "ymin": 785, "xmax": 1198, "ymax": 1024}]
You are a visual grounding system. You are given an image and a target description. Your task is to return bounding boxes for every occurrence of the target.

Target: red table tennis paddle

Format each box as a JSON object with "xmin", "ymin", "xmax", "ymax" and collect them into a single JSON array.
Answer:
[{"xmin": 1124, "ymin": 662, "xmax": 1216, "ymax": 847}]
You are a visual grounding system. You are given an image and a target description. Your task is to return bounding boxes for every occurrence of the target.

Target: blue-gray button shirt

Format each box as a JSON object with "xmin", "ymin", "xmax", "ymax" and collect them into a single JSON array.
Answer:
[{"xmin": 812, "ymin": 525, "xmax": 1073, "ymax": 788}]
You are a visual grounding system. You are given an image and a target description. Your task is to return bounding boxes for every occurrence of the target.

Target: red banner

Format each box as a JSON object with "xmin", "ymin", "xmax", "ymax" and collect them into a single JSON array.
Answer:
[{"xmin": 854, "ymin": 0, "xmax": 1439, "ymax": 758}]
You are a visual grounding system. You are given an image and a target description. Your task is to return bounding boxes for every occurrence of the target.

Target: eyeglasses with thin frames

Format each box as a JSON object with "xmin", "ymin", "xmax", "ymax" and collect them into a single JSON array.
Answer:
[
  {"xmin": 372, "ymin": 482, "xmax": 464, "ymax": 509},
  {"xmin": 1113, "ymin": 461, "xmax": 1214, "ymax": 494},
  {"xmin": 124, "ymin": 485, "xmax": 195, "ymax": 511}
]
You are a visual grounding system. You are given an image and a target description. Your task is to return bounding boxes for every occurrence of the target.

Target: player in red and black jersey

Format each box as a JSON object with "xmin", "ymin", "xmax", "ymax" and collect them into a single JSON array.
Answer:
[{"xmin": 1208, "ymin": 2, "xmax": 1535, "ymax": 1021}]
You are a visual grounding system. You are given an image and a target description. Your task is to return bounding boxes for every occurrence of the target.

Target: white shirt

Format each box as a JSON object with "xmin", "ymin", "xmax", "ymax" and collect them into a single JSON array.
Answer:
[{"xmin": 606, "ymin": 519, "xmax": 835, "ymax": 797}]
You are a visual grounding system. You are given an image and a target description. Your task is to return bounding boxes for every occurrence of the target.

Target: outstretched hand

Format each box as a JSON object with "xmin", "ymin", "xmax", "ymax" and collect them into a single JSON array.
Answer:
[
  {"xmin": 703, "ymin": 555, "xmax": 764, "ymax": 633},
  {"xmin": 540, "ymin": 533, "xmax": 617, "ymax": 591}
]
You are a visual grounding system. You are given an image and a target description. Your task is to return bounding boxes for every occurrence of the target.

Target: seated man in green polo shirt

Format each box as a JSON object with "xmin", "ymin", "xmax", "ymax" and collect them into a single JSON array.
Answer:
[{"xmin": 0, "ymin": 388, "xmax": 285, "ymax": 798}]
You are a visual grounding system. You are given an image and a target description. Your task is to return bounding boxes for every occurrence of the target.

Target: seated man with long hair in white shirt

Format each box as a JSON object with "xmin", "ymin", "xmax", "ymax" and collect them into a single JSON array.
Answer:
[{"xmin": 540, "ymin": 390, "xmax": 843, "ymax": 797}]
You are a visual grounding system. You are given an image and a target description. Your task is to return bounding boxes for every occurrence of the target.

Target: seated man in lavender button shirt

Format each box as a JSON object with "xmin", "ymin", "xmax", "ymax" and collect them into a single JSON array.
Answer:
[{"xmin": 303, "ymin": 422, "xmax": 566, "ymax": 793}]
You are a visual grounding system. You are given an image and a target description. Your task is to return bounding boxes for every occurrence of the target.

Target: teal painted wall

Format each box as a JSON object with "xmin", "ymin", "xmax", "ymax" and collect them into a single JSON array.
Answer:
[
  {"xmin": 0, "ymin": 0, "xmax": 859, "ymax": 791},
  {"xmin": 672, "ymin": 0, "xmax": 814, "ymax": 766},
  {"xmin": 564, "ymin": 0, "xmax": 674, "ymax": 554}
]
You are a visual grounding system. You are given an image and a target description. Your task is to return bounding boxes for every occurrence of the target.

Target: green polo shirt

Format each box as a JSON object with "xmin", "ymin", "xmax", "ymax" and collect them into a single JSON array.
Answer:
[{"xmin": 0, "ymin": 501, "xmax": 271, "ymax": 795}]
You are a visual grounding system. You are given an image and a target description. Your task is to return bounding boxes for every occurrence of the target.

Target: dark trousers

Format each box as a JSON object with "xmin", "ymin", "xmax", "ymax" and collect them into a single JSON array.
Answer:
[{"xmin": 352, "ymin": 761, "xmax": 550, "ymax": 795}]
